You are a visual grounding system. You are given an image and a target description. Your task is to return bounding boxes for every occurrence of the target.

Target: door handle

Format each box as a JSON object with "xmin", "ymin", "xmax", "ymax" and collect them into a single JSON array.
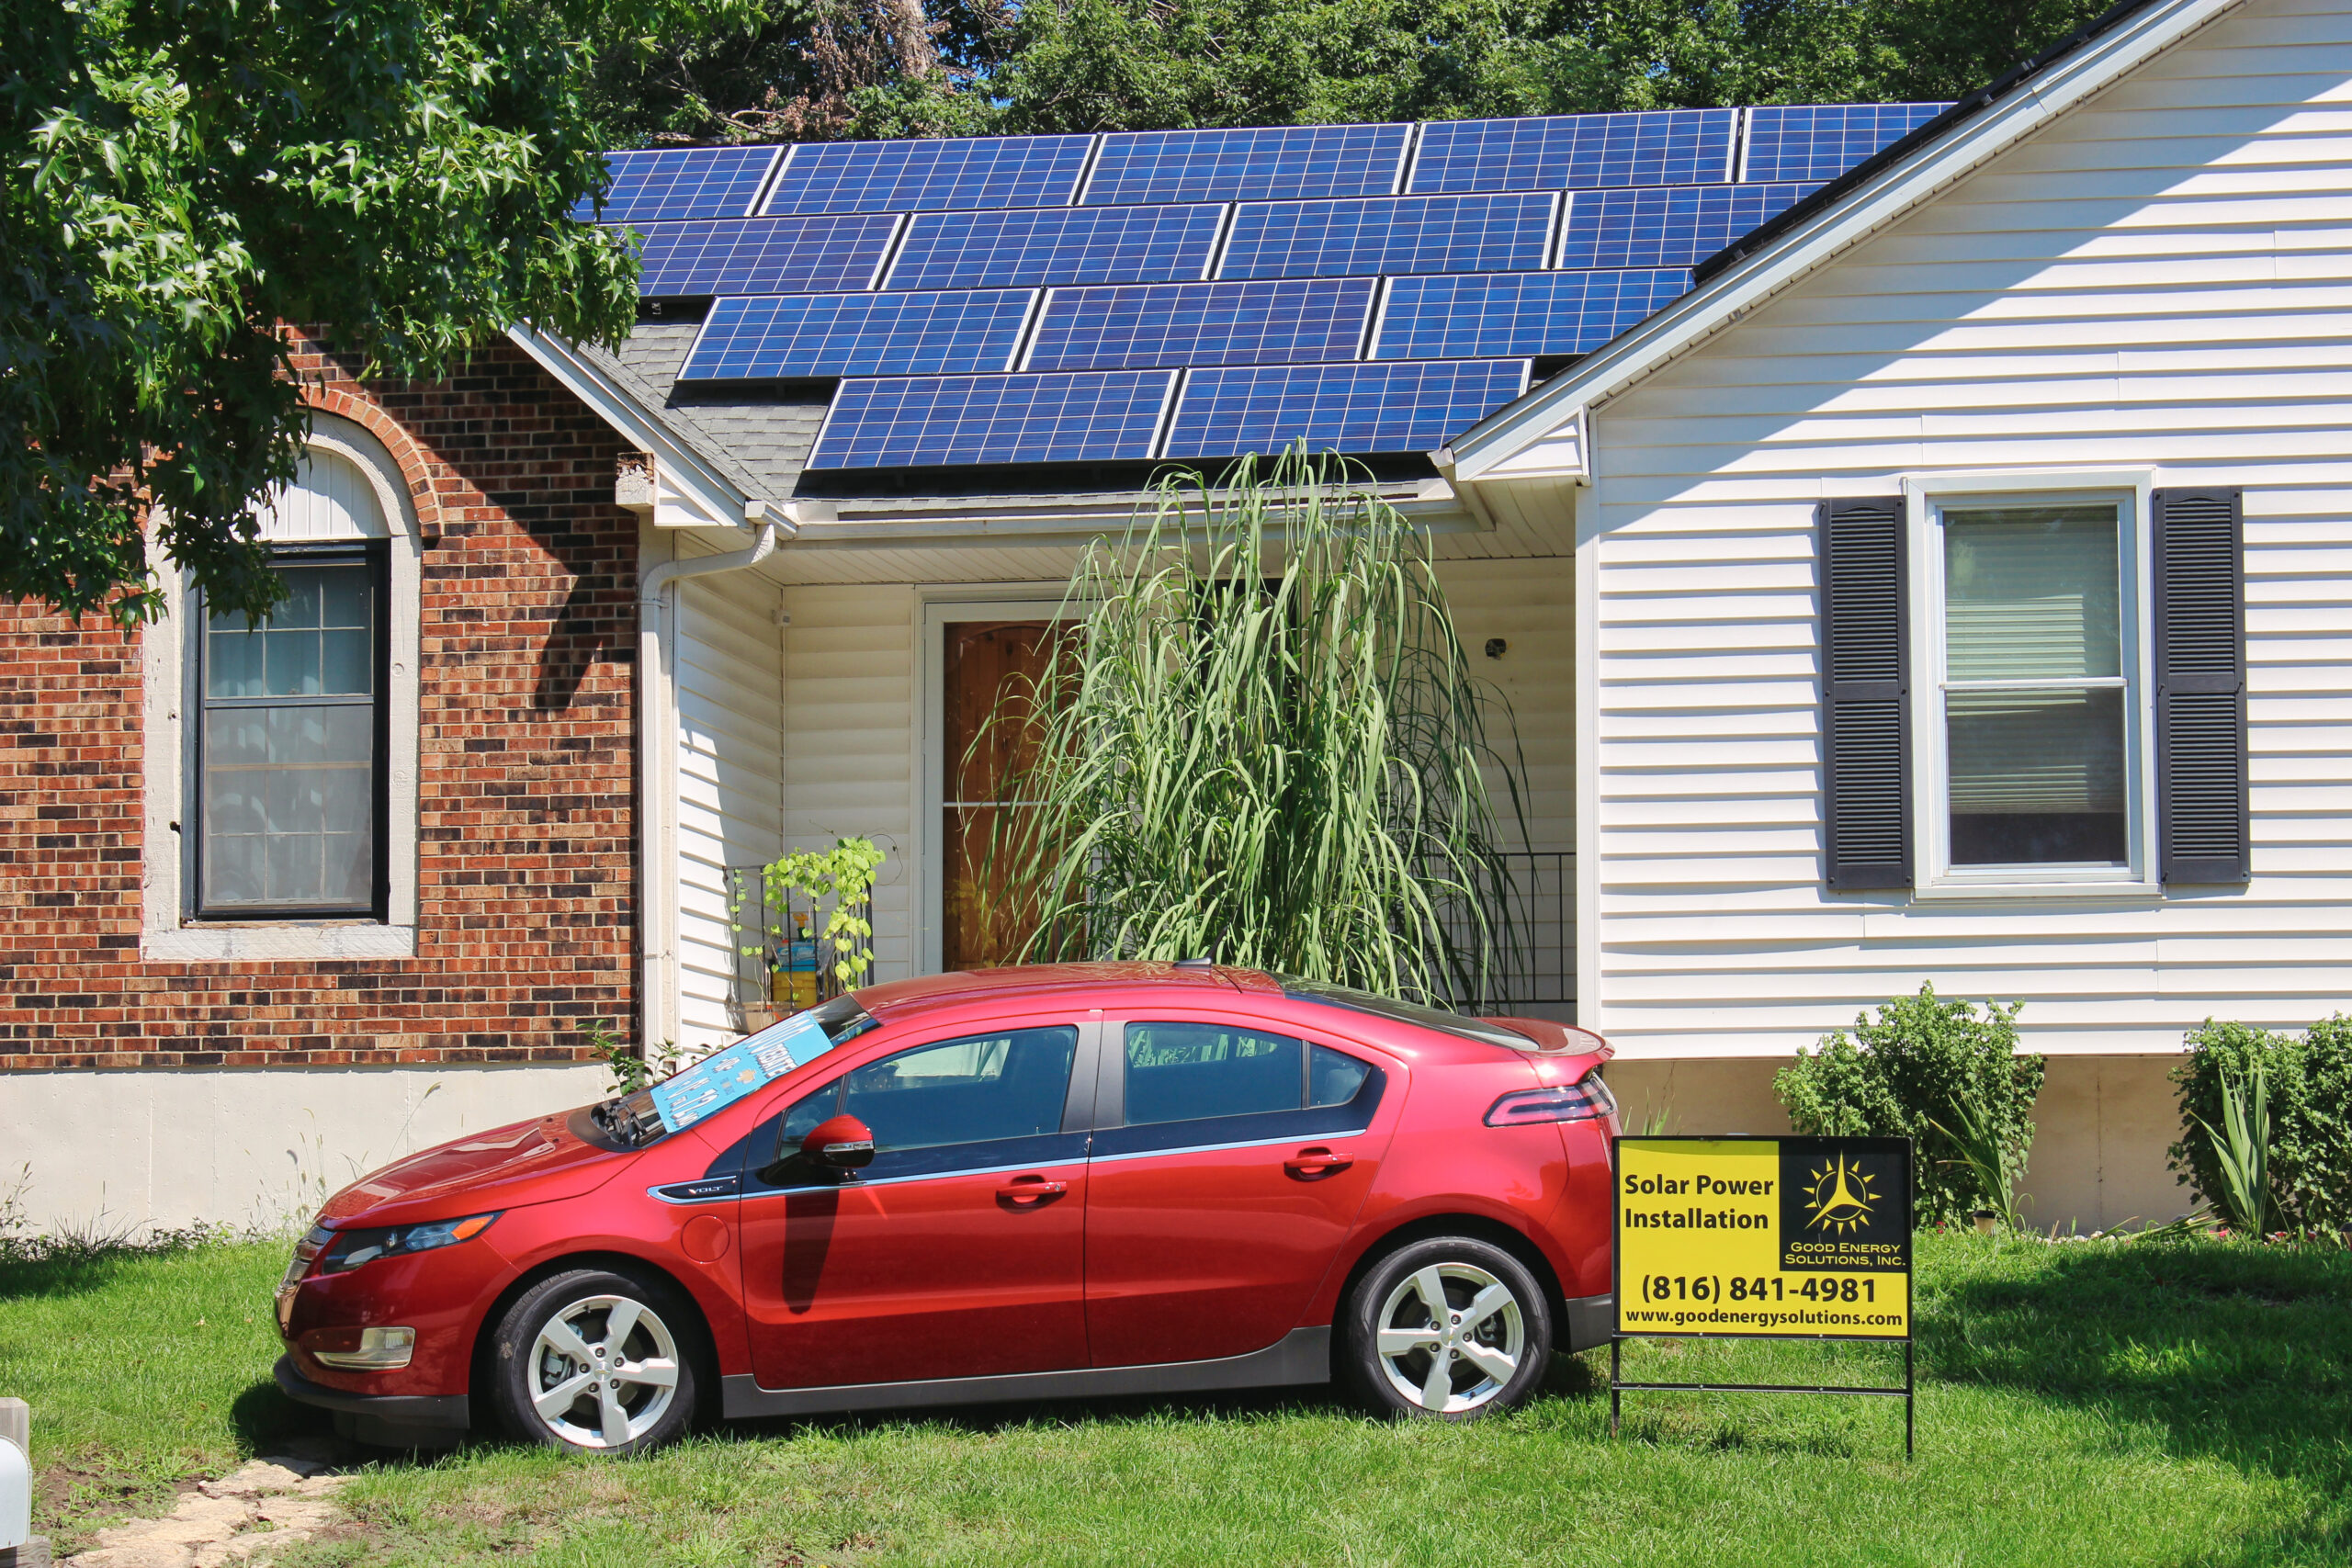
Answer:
[
  {"xmin": 1284, "ymin": 1147, "xmax": 1354, "ymax": 1180},
  {"xmin": 996, "ymin": 1176, "xmax": 1069, "ymax": 1207}
]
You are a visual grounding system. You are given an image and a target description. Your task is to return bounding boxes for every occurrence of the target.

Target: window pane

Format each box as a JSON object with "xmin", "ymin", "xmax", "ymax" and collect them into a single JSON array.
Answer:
[
  {"xmin": 263, "ymin": 629, "xmax": 318, "ymax": 695},
  {"xmin": 1308, "ymin": 1043, "xmax": 1371, "ymax": 1109},
  {"xmin": 320, "ymin": 629, "xmax": 372, "ymax": 694},
  {"xmin": 206, "ymin": 628, "xmax": 263, "ymax": 697},
  {"xmin": 1125, "ymin": 1023, "xmax": 1303, "ymax": 1124},
  {"xmin": 202, "ymin": 702, "xmax": 374, "ymax": 908},
  {"xmin": 1944, "ymin": 505, "xmax": 2120, "ymax": 681},
  {"xmin": 840, "ymin": 1027, "xmax": 1076, "ymax": 1150},
  {"xmin": 1947, "ymin": 688, "xmax": 2127, "ymax": 865}
]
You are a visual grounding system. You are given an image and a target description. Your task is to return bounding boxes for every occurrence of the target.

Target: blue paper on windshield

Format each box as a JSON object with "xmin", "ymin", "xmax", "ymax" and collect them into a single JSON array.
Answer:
[{"xmin": 649, "ymin": 1010, "xmax": 831, "ymax": 1133}]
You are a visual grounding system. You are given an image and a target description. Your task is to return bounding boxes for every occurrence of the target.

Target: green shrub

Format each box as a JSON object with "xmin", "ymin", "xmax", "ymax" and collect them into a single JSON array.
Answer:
[
  {"xmin": 2170, "ymin": 1017, "xmax": 2352, "ymax": 1233},
  {"xmin": 1773, "ymin": 984, "xmax": 2045, "ymax": 1226}
]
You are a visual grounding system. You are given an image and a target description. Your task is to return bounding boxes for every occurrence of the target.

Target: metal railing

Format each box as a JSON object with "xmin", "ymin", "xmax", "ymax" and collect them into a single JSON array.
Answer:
[{"xmin": 1446, "ymin": 851, "xmax": 1576, "ymax": 1016}]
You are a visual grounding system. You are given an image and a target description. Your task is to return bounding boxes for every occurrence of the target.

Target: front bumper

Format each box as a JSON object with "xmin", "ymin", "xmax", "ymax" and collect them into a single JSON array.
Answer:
[{"xmin": 274, "ymin": 1354, "xmax": 469, "ymax": 1448}]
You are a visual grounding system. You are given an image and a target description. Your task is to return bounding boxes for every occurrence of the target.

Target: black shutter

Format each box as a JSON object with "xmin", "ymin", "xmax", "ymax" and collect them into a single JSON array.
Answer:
[
  {"xmin": 2153, "ymin": 488, "xmax": 2250, "ymax": 883},
  {"xmin": 1819, "ymin": 497, "xmax": 1911, "ymax": 888}
]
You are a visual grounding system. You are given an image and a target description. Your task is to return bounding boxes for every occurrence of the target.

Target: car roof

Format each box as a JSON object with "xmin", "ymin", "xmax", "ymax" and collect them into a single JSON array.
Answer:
[{"xmin": 856, "ymin": 961, "xmax": 1252, "ymax": 1020}]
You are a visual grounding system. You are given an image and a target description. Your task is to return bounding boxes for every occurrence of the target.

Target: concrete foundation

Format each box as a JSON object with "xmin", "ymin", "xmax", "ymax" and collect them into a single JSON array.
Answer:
[
  {"xmin": 1602, "ymin": 1054, "xmax": 2193, "ymax": 1233},
  {"xmin": 0, "ymin": 1064, "xmax": 609, "ymax": 1235}
]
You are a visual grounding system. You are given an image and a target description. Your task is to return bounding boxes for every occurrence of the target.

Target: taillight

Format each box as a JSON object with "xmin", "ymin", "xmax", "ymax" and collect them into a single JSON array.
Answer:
[{"xmin": 1486, "ymin": 1071, "xmax": 1617, "ymax": 1127}]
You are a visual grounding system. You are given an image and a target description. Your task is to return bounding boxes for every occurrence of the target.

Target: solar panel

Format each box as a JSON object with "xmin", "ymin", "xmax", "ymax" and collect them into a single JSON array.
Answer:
[
  {"xmin": 888, "ymin": 204, "xmax": 1226, "ymax": 290},
  {"xmin": 634, "ymin": 215, "xmax": 900, "ymax": 297},
  {"xmin": 1374, "ymin": 270, "xmax": 1689, "ymax": 360},
  {"xmin": 1218, "ymin": 193, "xmax": 1555, "ymax": 280},
  {"xmin": 583, "ymin": 146, "xmax": 781, "ymax": 224},
  {"xmin": 1554, "ymin": 184, "xmax": 1815, "ymax": 271},
  {"xmin": 1084, "ymin": 124, "xmax": 1411, "ymax": 207},
  {"xmin": 808, "ymin": 370, "xmax": 1177, "ymax": 468},
  {"xmin": 1164, "ymin": 360, "xmax": 1528, "ymax": 459},
  {"xmin": 679, "ymin": 290, "xmax": 1038, "ymax": 381},
  {"xmin": 764, "ymin": 135, "xmax": 1092, "ymax": 214},
  {"xmin": 1411, "ymin": 110, "xmax": 1735, "ymax": 194},
  {"xmin": 1025, "ymin": 279, "xmax": 1375, "ymax": 372},
  {"xmin": 1743, "ymin": 104, "xmax": 1948, "ymax": 183}
]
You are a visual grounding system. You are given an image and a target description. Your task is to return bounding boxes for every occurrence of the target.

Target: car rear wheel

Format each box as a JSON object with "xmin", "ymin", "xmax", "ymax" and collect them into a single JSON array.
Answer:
[
  {"xmin": 1341, "ymin": 1236, "xmax": 1552, "ymax": 1419},
  {"xmin": 490, "ymin": 1267, "xmax": 703, "ymax": 1453}
]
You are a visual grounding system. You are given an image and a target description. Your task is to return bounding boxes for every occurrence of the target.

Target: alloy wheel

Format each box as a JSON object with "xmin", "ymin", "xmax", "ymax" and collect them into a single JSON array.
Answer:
[
  {"xmin": 526, "ymin": 1292, "xmax": 683, "ymax": 1450},
  {"xmin": 1374, "ymin": 1262, "xmax": 1526, "ymax": 1415}
]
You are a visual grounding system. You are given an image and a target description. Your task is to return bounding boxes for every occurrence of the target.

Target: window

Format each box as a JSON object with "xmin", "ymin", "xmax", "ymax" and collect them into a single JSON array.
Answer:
[
  {"xmin": 1936, "ymin": 504, "xmax": 2128, "ymax": 870},
  {"xmin": 1122, "ymin": 1022, "xmax": 1373, "ymax": 1124},
  {"xmin": 196, "ymin": 548, "xmax": 388, "ymax": 916},
  {"xmin": 1823, "ymin": 478, "xmax": 2248, "ymax": 898},
  {"xmin": 142, "ymin": 420, "xmax": 424, "ymax": 957},
  {"xmin": 781, "ymin": 1026, "xmax": 1079, "ymax": 1154}
]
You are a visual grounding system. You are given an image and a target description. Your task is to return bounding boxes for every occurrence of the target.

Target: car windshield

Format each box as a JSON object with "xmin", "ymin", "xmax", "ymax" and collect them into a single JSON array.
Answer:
[
  {"xmin": 590, "ymin": 993, "xmax": 881, "ymax": 1147},
  {"xmin": 1273, "ymin": 976, "xmax": 1537, "ymax": 1051}
]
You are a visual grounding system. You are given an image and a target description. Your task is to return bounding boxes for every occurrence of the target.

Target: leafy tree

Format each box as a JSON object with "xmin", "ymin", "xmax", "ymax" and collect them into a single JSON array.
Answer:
[
  {"xmin": 4, "ymin": 0, "xmax": 745, "ymax": 629},
  {"xmin": 603, "ymin": 0, "xmax": 2121, "ymax": 143}
]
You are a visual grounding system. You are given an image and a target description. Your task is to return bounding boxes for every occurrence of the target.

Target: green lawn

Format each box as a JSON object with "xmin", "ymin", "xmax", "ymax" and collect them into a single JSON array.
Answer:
[{"xmin": 3, "ymin": 1233, "xmax": 2346, "ymax": 1565}]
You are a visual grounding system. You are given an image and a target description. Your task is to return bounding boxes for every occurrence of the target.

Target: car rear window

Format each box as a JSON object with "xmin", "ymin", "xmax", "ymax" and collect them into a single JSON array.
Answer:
[{"xmin": 1274, "ymin": 976, "xmax": 1539, "ymax": 1052}]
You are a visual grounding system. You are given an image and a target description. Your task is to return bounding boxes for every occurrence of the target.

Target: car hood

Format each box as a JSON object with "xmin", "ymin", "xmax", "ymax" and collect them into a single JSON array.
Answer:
[{"xmin": 317, "ymin": 1109, "xmax": 628, "ymax": 1225}]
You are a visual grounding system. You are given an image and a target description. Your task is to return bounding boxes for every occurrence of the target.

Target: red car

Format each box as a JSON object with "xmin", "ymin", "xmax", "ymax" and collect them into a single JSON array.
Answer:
[{"xmin": 274, "ymin": 964, "xmax": 1620, "ymax": 1452}]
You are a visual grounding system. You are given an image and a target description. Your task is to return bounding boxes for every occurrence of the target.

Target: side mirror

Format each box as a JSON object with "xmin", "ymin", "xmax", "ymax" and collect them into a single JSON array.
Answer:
[{"xmin": 801, "ymin": 1113, "xmax": 876, "ymax": 1172}]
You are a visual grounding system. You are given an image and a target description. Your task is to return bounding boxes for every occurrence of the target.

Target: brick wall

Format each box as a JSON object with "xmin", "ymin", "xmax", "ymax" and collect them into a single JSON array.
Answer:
[{"xmin": 0, "ymin": 331, "xmax": 639, "ymax": 1070}]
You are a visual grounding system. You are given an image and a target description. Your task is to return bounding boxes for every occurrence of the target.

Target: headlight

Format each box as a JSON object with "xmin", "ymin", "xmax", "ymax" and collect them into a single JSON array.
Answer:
[
  {"xmin": 317, "ymin": 1212, "xmax": 501, "ymax": 1275},
  {"xmin": 1486, "ymin": 1071, "xmax": 1617, "ymax": 1126}
]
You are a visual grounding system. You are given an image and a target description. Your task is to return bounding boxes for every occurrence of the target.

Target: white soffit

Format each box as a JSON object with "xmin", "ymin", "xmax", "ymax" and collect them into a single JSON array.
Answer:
[{"xmin": 1438, "ymin": 0, "xmax": 2245, "ymax": 487}]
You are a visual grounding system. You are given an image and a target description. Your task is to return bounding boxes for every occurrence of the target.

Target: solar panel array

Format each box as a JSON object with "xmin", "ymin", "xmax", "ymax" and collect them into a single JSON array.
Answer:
[{"xmin": 591, "ymin": 104, "xmax": 1946, "ymax": 471}]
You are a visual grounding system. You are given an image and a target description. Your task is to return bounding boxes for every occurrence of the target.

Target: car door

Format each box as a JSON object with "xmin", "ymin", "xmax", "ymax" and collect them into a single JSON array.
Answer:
[
  {"xmin": 736, "ymin": 1016, "xmax": 1095, "ymax": 1391},
  {"xmin": 1083, "ymin": 1011, "xmax": 1394, "ymax": 1369}
]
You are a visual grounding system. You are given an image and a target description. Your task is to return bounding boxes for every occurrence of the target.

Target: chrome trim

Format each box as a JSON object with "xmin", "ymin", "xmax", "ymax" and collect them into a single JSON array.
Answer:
[
  {"xmin": 1088, "ymin": 1128, "xmax": 1371, "ymax": 1165},
  {"xmin": 721, "ymin": 1326, "xmax": 1331, "ymax": 1418},
  {"xmin": 740, "ymin": 1156, "xmax": 1075, "ymax": 1199}
]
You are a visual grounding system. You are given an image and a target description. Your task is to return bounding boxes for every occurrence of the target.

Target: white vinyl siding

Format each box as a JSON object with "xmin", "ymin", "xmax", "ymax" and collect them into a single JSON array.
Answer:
[
  {"xmin": 780, "ymin": 582, "xmax": 918, "ymax": 986},
  {"xmin": 675, "ymin": 573, "xmax": 786, "ymax": 1049},
  {"xmin": 1586, "ymin": 0, "xmax": 2352, "ymax": 1057}
]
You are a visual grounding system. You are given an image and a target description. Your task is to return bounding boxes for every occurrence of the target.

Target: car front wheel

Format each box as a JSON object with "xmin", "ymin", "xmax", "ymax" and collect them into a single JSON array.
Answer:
[
  {"xmin": 490, "ymin": 1267, "xmax": 703, "ymax": 1453},
  {"xmin": 1341, "ymin": 1236, "xmax": 1552, "ymax": 1419}
]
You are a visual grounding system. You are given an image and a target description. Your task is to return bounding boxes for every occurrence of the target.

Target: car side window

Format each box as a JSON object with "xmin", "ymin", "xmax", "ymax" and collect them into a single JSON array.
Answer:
[
  {"xmin": 1308, "ymin": 1043, "xmax": 1370, "ymax": 1108},
  {"xmin": 839, "ymin": 1026, "xmax": 1078, "ymax": 1152},
  {"xmin": 1125, "ymin": 1023, "xmax": 1379, "ymax": 1125}
]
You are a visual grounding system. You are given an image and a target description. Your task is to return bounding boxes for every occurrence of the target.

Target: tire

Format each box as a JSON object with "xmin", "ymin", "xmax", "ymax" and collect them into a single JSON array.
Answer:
[
  {"xmin": 489, "ymin": 1267, "xmax": 705, "ymax": 1453},
  {"xmin": 1340, "ymin": 1236, "xmax": 1553, "ymax": 1419}
]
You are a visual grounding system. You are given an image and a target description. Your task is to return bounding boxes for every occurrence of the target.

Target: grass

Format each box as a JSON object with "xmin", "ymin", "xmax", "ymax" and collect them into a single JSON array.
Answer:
[
  {"xmin": 0, "ymin": 1238, "xmax": 316, "ymax": 1547},
  {"xmin": 2, "ymin": 1231, "xmax": 2346, "ymax": 1565}
]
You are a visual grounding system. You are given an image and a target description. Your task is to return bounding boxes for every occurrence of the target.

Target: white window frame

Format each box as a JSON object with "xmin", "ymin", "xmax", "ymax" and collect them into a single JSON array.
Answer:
[
  {"xmin": 141, "ymin": 413, "xmax": 424, "ymax": 959},
  {"xmin": 915, "ymin": 592, "xmax": 1078, "ymax": 976},
  {"xmin": 1903, "ymin": 468, "xmax": 2161, "ymax": 900}
]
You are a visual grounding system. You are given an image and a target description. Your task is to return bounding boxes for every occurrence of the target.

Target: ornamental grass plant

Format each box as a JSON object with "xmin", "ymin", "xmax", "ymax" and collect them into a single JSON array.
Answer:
[{"xmin": 977, "ymin": 446, "xmax": 1529, "ymax": 1006}]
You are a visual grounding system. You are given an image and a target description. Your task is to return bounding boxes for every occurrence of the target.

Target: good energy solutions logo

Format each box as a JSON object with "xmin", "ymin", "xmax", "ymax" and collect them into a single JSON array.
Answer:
[{"xmin": 1777, "ymin": 1137, "xmax": 1910, "ymax": 1273}]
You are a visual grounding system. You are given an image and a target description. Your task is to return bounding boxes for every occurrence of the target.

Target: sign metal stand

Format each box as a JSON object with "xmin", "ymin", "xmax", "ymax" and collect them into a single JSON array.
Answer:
[{"xmin": 1607, "ymin": 1135, "xmax": 1916, "ymax": 1459}]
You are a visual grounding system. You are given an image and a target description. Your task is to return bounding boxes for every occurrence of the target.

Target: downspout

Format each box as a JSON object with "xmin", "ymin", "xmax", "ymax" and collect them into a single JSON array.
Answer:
[{"xmin": 637, "ymin": 503, "xmax": 781, "ymax": 1053}]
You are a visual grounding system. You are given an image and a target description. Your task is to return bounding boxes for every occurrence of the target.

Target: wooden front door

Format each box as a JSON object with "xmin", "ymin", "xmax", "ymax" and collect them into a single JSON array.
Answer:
[{"xmin": 941, "ymin": 620, "xmax": 1073, "ymax": 971}]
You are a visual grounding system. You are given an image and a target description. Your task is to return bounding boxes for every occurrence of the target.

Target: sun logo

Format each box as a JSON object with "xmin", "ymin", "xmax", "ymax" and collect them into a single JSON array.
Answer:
[{"xmin": 1804, "ymin": 1155, "xmax": 1880, "ymax": 1235}]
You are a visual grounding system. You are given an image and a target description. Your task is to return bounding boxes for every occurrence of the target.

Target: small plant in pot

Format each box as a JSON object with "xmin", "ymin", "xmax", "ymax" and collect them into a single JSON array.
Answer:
[{"xmin": 732, "ymin": 838, "xmax": 884, "ymax": 1031}]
